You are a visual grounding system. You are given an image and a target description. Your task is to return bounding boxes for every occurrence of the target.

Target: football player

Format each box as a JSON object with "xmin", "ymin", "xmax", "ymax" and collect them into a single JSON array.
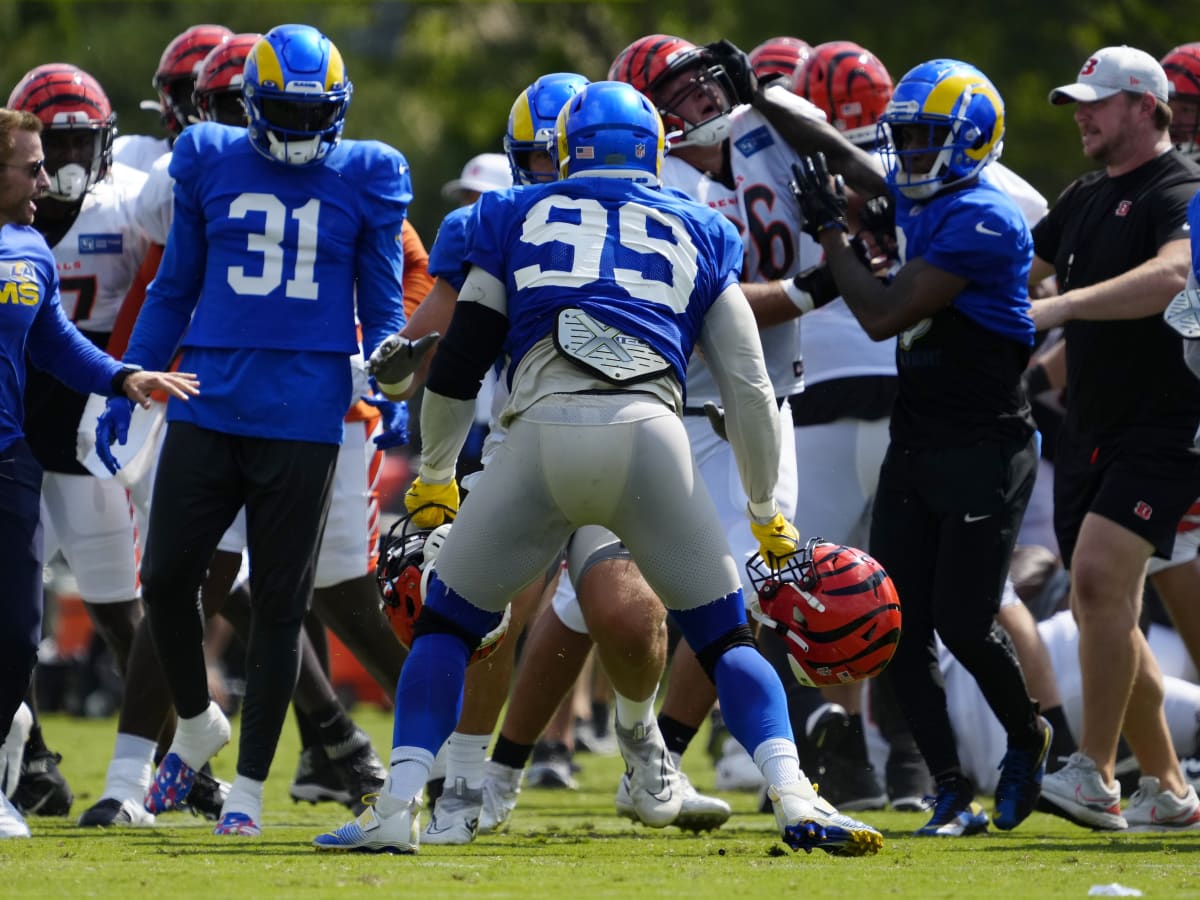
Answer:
[
  {"xmin": 96, "ymin": 24, "xmax": 411, "ymax": 837},
  {"xmin": 608, "ymin": 32, "xmax": 890, "ymax": 813},
  {"xmin": 112, "ymin": 24, "xmax": 233, "ymax": 173},
  {"xmin": 315, "ymin": 80, "xmax": 883, "ymax": 857},
  {"xmin": 792, "ymin": 59, "xmax": 1051, "ymax": 836}
]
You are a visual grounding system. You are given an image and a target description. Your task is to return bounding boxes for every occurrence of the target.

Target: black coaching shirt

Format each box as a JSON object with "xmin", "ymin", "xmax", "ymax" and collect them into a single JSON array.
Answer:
[{"xmin": 1032, "ymin": 149, "xmax": 1200, "ymax": 439}]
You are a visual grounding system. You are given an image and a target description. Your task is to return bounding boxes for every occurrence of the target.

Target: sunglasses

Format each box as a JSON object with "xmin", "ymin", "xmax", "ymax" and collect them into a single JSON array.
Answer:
[{"xmin": 2, "ymin": 158, "xmax": 46, "ymax": 178}]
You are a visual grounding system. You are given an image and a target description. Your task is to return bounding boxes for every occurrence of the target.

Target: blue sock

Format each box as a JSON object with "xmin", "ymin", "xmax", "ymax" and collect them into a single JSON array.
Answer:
[
  {"xmin": 713, "ymin": 644, "xmax": 794, "ymax": 752},
  {"xmin": 391, "ymin": 632, "xmax": 471, "ymax": 753}
]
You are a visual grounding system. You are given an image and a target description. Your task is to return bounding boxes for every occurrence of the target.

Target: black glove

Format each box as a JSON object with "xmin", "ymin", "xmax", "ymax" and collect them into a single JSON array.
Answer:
[
  {"xmin": 791, "ymin": 264, "xmax": 840, "ymax": 309},
  {"xmin": 703, "ymin": 39, "xmax": 758, "ymax": 107},
  {"xmin": 790, "ymin": 153, "xmax": 849, "ymax": 241}
]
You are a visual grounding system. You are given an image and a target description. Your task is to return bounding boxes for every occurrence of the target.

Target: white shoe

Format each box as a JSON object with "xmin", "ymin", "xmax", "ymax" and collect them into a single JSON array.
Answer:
[
  {"xmin": 422, "ymin": 777, "xmax": 481, "ymax": 845},
  {"xmin": 1125, "ymin": 776, "xmax": 1200, "ymax": 831},
  {"xmin": 479, "ymin": 761, "xmax": 522, "ymax": 834},
  {"xmin": 769, "ymin": 780, "xmax": 883, "ymax": 856},
  {"xmin": 313, "ymin": 789, "xmax": 421, "ymax": 853},
  {"xmin": 0, "ymin": 791, "xmax": 30, "ymax": 839},
  {"xmin": 1040, "ymin": 752, "xmax": 1127, "ymax": 830},
  {"xmin": 616, "ymin": 768, "xmax": 731, "ymax": 832},
  {"xmin": 614, "ymin": 721, "xmax": 682, "ymax": 828},
  {"xmin": 1, "ymin": 703, "xmax": 32, "ymax": 796},
  {"xmin": 714, "ymin": 737, "xmax": 766, "ymax": 792}
]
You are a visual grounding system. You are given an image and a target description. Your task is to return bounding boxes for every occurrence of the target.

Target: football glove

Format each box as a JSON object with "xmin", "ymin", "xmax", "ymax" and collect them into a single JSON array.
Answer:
[
  {"xmin": 1164, "ymin": 284, "xmax": 1200, "ymax": 339},
  {"xmin": 703, "ymin": 39, "xmax": 758, "ymax": 106},
  {"xmin": 95, "ymin": 397, "xmax": 134, "ymax": 476},
  {"xmin": 749, "ymin": 509, "xmax": 801, "ymax": 569},
  {"xmin": 790, "ymin": 153, "xmax": 849, "ymax": 241},
  {"xmin": 367, "ymin": 332, "xmax": 440, "ymax": 393},
  {"xmin": 361, "ymin": 392, "xmax": 409, "ymax": 450},
  {"xmin": 703, "ymin": 401, "xmax": 728, "ymax": 442},
  {"xmin": 405, "ymin": 476, "xmax": 459, "ymax": 528}
]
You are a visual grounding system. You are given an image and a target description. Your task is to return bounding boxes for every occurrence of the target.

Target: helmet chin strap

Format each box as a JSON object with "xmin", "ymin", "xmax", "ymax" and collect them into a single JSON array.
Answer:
[{"xmin": 265, "ymin": 131, "xmax": 324, "ymax": 166}]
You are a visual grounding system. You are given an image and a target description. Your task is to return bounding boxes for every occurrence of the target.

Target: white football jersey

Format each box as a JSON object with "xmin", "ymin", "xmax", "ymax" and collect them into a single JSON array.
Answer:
[
  {"xmin": 662, "ymin": 101, "xmax": 823, "ymax": 404},
  {"xmin": 133, "ymin": 151, "xmax": 174, "ymax": 245},
  {"xmin": 112, "ymin": 133, "xmax": 170, "ymax": 174},
  {"xmin": 51, "ymin": 162, "xmax": 150, "ymax": 333}
]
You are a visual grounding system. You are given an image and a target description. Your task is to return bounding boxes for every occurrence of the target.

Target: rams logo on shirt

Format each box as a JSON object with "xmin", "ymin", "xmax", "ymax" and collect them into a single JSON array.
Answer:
[{"xmin": 0, "ymin": 259, "xmax": 40, "ymax": 306}]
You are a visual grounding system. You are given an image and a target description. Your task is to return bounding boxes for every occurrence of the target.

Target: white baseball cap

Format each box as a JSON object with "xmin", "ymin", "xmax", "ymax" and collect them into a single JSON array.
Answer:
[
  {"xmin": 1050, "ymin": 45, "xmax": 1169, "ymax": 105},
  {"xmin": 440, "ymin": 153, "xmax": 513, "ymax": 199}
]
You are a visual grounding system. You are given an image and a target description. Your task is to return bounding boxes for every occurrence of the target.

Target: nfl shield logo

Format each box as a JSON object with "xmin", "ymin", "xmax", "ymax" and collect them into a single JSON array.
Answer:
[{"xmin": 634, "ymin": 142, "xmax": 646, "ymax": 159}]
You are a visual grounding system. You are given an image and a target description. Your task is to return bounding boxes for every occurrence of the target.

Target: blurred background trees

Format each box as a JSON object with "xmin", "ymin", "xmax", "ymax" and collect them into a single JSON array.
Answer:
[{"xmin": 0, "ymin": 0, "xmax": 1192, "ymax": 241}]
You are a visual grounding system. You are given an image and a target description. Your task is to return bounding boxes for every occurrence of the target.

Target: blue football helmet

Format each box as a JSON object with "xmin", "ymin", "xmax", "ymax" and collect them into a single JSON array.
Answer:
[
  {"xmin": 554, "ymin": 81, "xmax": 665, "ymax": 184},
  {"xmin": 878, "ymin": 59, "xmax": 1004, "ymax": 200},
  {"xmin": 243, "ymin": 24, "xmax": 352, "ymax": 166},
  {"xmin": 505, "ymin": 72, "xmax": 590, "ymax": 185}
]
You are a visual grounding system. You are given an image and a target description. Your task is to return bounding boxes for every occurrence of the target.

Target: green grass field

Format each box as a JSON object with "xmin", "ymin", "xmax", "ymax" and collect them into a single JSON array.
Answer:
[{"xmin": 2, "ymin": 709, "xmax": 1198, "ymax": 899}]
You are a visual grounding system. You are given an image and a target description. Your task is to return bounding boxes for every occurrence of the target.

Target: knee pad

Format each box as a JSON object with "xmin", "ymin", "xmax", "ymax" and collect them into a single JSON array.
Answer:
[{"xmin": 693, "ymin": 623, "xmax": 757, "ymax": 684}]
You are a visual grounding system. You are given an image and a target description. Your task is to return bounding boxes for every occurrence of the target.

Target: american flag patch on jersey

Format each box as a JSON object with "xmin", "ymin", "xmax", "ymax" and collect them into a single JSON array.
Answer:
[{"xmin": 576, "ymin": 146, "xmax": 594, "ymax": 159}]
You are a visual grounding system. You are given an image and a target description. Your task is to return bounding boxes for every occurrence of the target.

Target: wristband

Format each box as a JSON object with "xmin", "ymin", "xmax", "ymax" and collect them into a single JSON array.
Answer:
[
  {"xmin": 110, "ymin": 364, "xmax": 143, "ymax": 396},
  {"xmin": 376, "ymin": 374, "xmax": 413, "ymax": 395},
  {"xmin": 780, "ymin": 278, "xmax": 815, "ymax": 314},
  {"xmin": 747, "ymin": 499, "xmax": 778, "ymax": 523}
]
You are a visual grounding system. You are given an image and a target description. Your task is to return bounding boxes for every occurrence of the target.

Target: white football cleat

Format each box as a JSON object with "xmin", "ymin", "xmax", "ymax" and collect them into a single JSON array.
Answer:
[
  {"xmin": 478, "ymin": 761, "xmax": 522, "ymax": 834},
  {"xmin": 614, "ymin": 721, "xmax": 682, "ymax": 828},
  {"xmin": 769, "ymin": 780, "xmax": 883, "ymax": 856},
  {"xmin": 313, "ymin": 789, "xmax": 420, "ymax": 854},
  {"xmin": 422, "ymin": 777, "xmax": 482, "ymax": 845},
  {"xmin": 0, "ymin": 791, "xmax": 30, "ymax": 839}
]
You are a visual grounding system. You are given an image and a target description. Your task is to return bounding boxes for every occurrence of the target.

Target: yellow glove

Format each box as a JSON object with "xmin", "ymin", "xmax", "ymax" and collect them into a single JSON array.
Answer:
[
  {"xmin": 750, "ymin": 510, "xmax": 800, "ymax": 568},
  {"xmin": 404, "ymin": 476, "xmax": 459, "ymax": 528}
]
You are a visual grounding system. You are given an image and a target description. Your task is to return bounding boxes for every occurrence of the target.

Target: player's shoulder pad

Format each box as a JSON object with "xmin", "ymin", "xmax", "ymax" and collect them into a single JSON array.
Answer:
[
  {"xmin": 335, "ymin": 139, "xmax": 413, "ymax": 208},
  {"xmin": 168, "ymin": 122, "xmax": 243, "ymax": 182}
]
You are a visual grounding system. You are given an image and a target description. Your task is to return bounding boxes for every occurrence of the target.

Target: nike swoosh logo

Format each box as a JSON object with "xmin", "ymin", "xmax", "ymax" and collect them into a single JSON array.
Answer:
[
  {"xmin": 963, "ymin": 513, "xmax": 991, "ymax": 523},
  {"xmin": 975, "ymin": 222, "xmax": 1003, "ymax": 237}
]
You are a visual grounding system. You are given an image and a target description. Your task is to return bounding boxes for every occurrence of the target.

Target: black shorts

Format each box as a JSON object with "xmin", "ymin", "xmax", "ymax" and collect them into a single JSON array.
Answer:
[{"xmin": 1053, "ymin": 427, "xmax": 1200, "ymax": 568}]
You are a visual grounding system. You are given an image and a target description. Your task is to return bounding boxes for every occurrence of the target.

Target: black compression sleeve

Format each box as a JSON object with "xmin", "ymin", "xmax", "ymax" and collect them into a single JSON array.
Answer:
[{"xmin": 425, "ymin": 301, "xmax": 510, "ymax": 401}]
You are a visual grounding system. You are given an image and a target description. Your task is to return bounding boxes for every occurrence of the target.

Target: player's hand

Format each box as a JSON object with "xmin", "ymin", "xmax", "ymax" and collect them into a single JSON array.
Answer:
[
  {"xmin": 790, "ymin": 153, "xmax": 849, "ymax": 241},
  {"xmin": 95, "ymin": 397, "xmax": 134, "ymax": 476},
  {"xmin": 367, "ymin": 332, "xmax": 440, "ymax": 394},
  {"xmin": 361, "ymin": 392, "xmax": 409, "ymax": 450},
  {"xmin": 749, "ymin": 509, "xmax": 801, "ymax": 568},
  {"xmin": 703, "ymin": 401, "xmax": 728, "ymax": 442},
  {"xmin": 704, "ymin": 39, "xmax": 758, "ymax": 106},
  {"xmin": 405, "ymin": 476, "xmax": 459, "ymax": 527}
]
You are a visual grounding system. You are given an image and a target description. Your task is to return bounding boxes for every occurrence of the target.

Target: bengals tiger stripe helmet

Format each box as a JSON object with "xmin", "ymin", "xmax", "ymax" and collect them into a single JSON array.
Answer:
[
  {"xmin": 194, "ymin": 33, "xmax": 262, "ymax": 125},
  {"xmin": 1162, "ymin": 43, "xmax": 1200, "ymax": 156},
  {"xmin": 152, "ymin": 24, "xmax": 234, "ymax": 136},
  {"xmin": 798, "ymin": 41, "xmax": 894, "ymax": 149},
  {"xmin": 608, "ymin": 34, "xmax": 736, "ymax": 148},
  {"xmin": 8, "ymin": 64, "xmax": 116, "ymax": 202},
  {"xmin": 748, "ymin": 36, "xmax": 813, "ymax": 91},
  {"xmin": 746, "ymin": 538, "xmax": 901, "ymax": 688},
  {"xmin": 375, "ymin": 504, "xmax": 509, "ymax": 664}
]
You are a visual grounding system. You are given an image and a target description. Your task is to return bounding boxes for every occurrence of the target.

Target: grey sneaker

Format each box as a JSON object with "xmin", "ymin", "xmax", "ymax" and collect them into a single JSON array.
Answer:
[
  {"xmin": 616, "ymin": 768, "xmax": 731, "ymax": 832},
  {"xmin": 1124, "ymin": 776, "xmax": 1200, "ymax": 832},
  {"xmin": 479, "ymin": 761, "xmax": 522, "ymax": 833},
  {"xmin": 422, "ymin": 776, "xmax": 481, "ymax": 845},
  {"xmin": 614, "ymin": 721, "xmax": 682, "ymax": 828},
  {"xmin": 526, "ymin": 741, "xmax": 577, "ymax": 790},
  {"xmin": 1039, "ymin": 751, "xmax": 1127, "ymax": 830}
]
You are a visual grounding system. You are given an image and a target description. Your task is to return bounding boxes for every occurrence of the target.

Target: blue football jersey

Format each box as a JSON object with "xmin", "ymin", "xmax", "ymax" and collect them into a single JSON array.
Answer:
[
  {"xmin": 1190, "ymin": 190, "xmax": 1200, "ymax": 283},
  {"xmin": 466, "ymin": 179, "xmax": 743, "ymax": 386},
  {"xmin": 124, "ymin": 122, "xmax": 411, "ymax": 443},
  {"xmin": 428, "ymin": 205, "xmax": 474, "ymax": 292},
  {"xmin": 0, "ymin": 225, "xmax": 120, "ymax": 451},
  {"xmin": 890, "ymin": 178, "xmax": 1035, "ymax": 447}
]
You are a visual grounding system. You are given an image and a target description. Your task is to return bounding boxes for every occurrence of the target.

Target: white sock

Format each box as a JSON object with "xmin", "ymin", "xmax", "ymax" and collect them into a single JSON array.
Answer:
[
  {"xmin": 444, "ymin": 733, "xmax": 490, "ymax": 790},
  {"xmin": 428, "ymin": 744, "xmax": 447, "ymax": 781},
  {"xmin": 754, "ymin": 738, "xmax": 802, "ymax": 788},
  {"xmin": 104, "ymin": 733, "xmax": 156, "ymax": 801},
  {"xmin": 221, "ymin": 775, "xmax": 264, "ymax": 824},
  {"xmin": 169, "ymin": 701, "xmax": 231, "ymax": 770},
  {"xmin": 614, "ymin": 687, "xmax": 658, "ymax": 732},
  {"xmin": 389, "ymin": 746, "xmax": 435, "ymax": 802}
]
